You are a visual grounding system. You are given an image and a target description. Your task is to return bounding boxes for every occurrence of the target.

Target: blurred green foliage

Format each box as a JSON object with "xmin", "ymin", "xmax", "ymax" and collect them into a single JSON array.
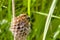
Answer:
[{"xmin": 0, "ymin": 0, "xmax": 60, "ymax": 40}]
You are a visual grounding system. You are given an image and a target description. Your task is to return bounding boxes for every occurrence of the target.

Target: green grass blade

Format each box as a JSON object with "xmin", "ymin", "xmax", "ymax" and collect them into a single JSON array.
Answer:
[
  {"xmin": 43, "ymin": 0, "xmax": 58, "ymax": 40},
  {"xmin": 8, "ymin": 0, "xmax": 12, "ymax": 21},
  {"xmin": 53, "ymin": 25, "xmax": 60, "ymax": 40},
  {"xmin": 28, "ymin": 0, "xmax": 31, "ymax": 16},
  {"xmin": 33, "ymin": 11, "xmax": 60, "ymax": 19}
]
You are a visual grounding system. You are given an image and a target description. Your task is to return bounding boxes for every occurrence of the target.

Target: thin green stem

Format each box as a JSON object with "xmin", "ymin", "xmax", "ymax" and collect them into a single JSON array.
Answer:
[
  {"xmin": 28, "ymin": 0, "xmax": 31, "ymax": 16},
  {"xmin": 33, "ymin": 11, "xmax": 60, "ymax": 19},
  {"xmin": 0, "ymin": 0, "xmax": 4, "ymax": 20},
  {"xmin": 12, "ymin": 0, "xmax": 15, "ymax": 40},
  {"xmin": 53, "ymin": 25, "xmax": 60, "ymax": 40},
  {"xmin": 41, "ymin": 0, "xmax": 46, "ymax": 11},
  {"xmin": 36, "ymin": 0, "xmax": 38, "ymax": 11},
  {"xmin": 8, "ymin": 0, "xmax": 11, "ymax": 21},
  {"xmin": 53, "ymin": 31, "xmax": 59, "ymax": 40},
  {"xmin": 43, "ymin": 0, "xmax": 58, "ymax": 40}
]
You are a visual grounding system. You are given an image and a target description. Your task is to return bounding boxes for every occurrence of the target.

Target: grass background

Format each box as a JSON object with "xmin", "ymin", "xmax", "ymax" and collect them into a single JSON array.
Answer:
[{"xmin": 0, "ymin": 0, "xmax": 60, "ymax": 40}]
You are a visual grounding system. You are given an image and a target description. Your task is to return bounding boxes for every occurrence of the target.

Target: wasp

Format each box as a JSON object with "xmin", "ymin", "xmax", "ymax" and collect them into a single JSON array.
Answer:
[{"xmin": 10, "ymin": 14, "xmax": 31, "ymax": 40}]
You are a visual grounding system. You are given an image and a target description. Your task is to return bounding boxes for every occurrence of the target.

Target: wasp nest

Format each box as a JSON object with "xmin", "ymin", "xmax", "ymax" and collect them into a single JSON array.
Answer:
[{"xmin": 10, "ymin": 14, "xmax": 31, "ymax": 40}]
